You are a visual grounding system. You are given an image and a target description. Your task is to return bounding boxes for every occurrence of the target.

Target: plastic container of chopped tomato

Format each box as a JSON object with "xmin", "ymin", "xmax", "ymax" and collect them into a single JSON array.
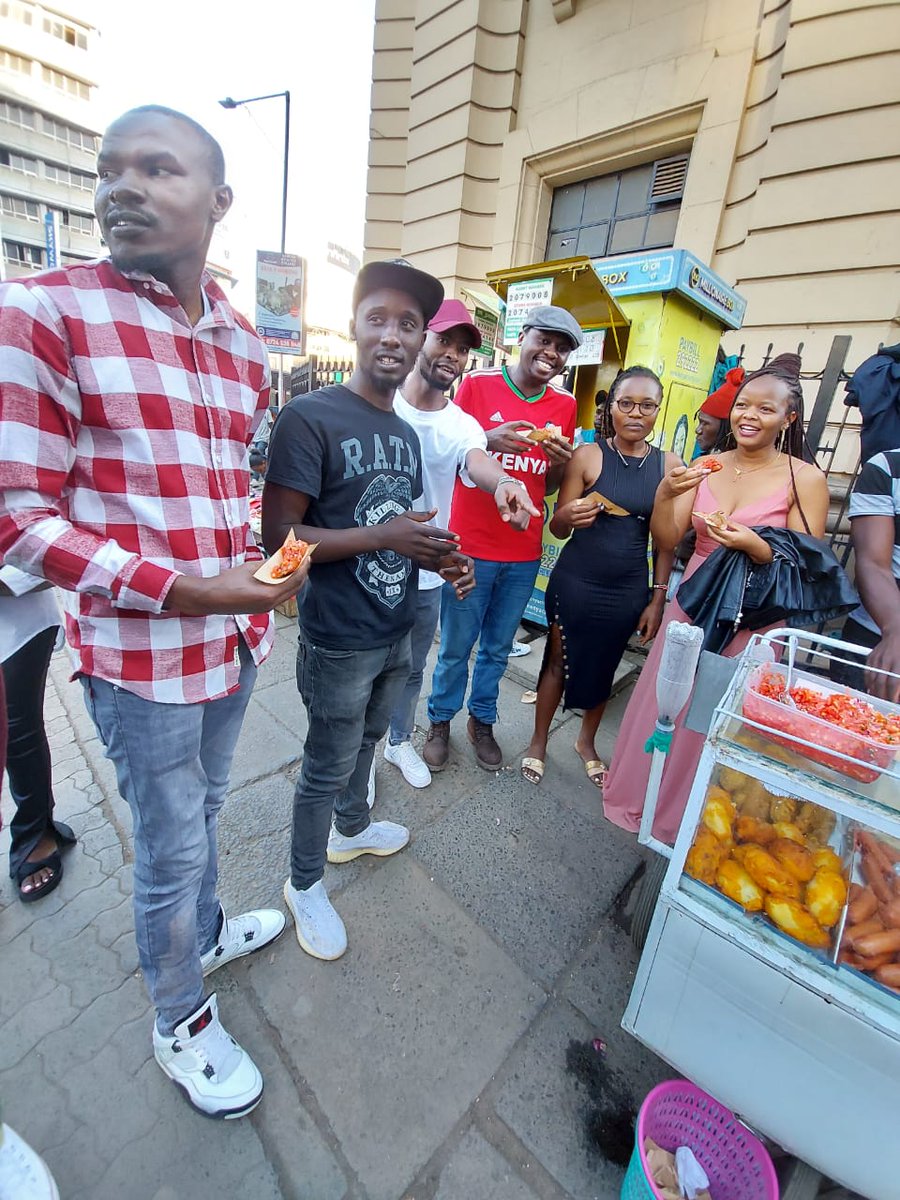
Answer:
[{"xmin": 742, "ymin": 663, "xmax": 900, "ymax": 784}]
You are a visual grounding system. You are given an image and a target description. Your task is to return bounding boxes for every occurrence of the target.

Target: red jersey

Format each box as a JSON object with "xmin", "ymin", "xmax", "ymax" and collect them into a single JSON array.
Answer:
[{"xmin": 449, "ymin": 366, "xmax": 576, "ymax": 562}]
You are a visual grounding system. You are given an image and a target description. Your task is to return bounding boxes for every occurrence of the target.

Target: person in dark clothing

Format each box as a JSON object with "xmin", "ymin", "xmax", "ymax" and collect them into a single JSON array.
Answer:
[
  {"xmin": 521, "ymin": 367, "xmax": 678, "ymax": 787},
  {"xmin": 844, "ymin": 343, "xmax": 900, "ymax": 463}
]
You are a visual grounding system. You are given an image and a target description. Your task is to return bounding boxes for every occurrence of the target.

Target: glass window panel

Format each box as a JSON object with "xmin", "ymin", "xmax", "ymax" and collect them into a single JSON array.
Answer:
[
  {"xmin": 549, "ymin": 183, "xmax": 584, "ymax": 233},
  {"xmin": 576, "ymin": 222, "xmax": 610, "ymax": 258},
  {"xmin": 615, "ymin": 164, "xmax": 653, "ymax": 217},
  {"xmin": 644, "ymin": 206, "xmax": 680, "ymax": 248},
  {"xmin": 609, "ymin": 214, "xmax": 648, "ymax": 254},
  {"xmin": 582, "ymin": 176, "xmax": 617, "ymax": 224},
  {"xmin": 546, "ymin": 230, "xmax": 580, "ymax": 260}
]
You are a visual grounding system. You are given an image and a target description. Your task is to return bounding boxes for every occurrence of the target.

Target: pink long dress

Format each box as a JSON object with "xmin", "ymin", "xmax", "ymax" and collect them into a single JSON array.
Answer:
[{"xmin": 602, "ymin": 474, "xmax": 794, "ymax": 844}]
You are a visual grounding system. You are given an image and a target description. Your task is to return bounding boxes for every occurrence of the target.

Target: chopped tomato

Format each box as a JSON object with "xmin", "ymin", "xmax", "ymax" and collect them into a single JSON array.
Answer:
[
  {"xmin": 753, "ymin": 668, "xmax": 900, "ymax": 746},
  {"xmin": 271, "ymin": 536, "xmax": 309, "ymax": 579},
  {"xmin": 695, "ymin": 456, "xmax": 723, "ymax": 473}
]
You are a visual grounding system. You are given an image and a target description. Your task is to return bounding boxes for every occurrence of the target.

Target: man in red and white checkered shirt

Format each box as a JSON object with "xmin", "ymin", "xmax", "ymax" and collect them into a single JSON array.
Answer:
[{"xmin": 0, "ymin": 106, "xmax": 306, "ymax": 1120}]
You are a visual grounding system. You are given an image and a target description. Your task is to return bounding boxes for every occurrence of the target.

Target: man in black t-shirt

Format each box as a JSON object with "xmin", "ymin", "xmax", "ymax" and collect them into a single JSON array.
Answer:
[{"xmin": 263, "ymin": 259, "xmax": 459, "ymax": 961}]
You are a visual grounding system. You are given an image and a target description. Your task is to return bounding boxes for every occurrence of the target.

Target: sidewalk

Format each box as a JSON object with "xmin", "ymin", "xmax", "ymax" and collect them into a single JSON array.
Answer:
[{"xmin": 0, "ymin": 616, "xmax": 669, "ymax": 1200}]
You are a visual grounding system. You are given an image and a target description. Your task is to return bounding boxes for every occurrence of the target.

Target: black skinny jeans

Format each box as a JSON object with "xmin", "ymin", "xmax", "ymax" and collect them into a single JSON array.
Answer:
[{"xmin": 2, "ymin": 625, "xmax": 59, "ymax": 879}]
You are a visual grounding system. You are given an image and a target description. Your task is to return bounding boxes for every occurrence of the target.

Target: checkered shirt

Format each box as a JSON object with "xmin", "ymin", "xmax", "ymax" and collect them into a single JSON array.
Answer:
[{"xmin": 0, "ymin": 258, "xmax": 275, "ymax": 704}]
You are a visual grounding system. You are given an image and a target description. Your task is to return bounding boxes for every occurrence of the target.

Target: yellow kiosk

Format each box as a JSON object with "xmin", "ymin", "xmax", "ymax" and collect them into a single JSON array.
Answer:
[{"xmin": 484, "ymin": 250, "xmax": 746, "ymax": 624}]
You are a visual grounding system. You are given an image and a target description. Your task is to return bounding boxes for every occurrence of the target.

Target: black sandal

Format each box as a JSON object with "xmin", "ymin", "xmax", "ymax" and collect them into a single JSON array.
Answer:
[{"xmin": 15, "ymin": 822, "xmax": 77, "ymax": 904}]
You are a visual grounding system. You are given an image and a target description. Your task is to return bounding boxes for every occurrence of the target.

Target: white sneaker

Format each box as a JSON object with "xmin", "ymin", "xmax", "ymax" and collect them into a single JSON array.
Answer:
[
  {"xmin": 152, "ymin": 993, "xmax": 263, "ymax": 1119},
  {"xmin": 366, "ymin": 759, "xmax": 375, "ymax": 809},
  {"xmin": 384, "ymin": 739, "xmax": 432, "ymax": 788},
  {"xmin": 200, "ymin": 906, "xmax": 286, "ymax": 976},
  {"xmin": 283, "ymin": 878, "xmax": 347, "ymax": 960},
  {"xmin": 327, "ymin": 819, "xmax": 410, "ymax": 863},
  {"xmin": 508, "ymin": 640, "xmax": 531, "ymax": 657},
  {"xmin": 0, "ymin": 1125, "xmax": 59, "ymax": 1200}
]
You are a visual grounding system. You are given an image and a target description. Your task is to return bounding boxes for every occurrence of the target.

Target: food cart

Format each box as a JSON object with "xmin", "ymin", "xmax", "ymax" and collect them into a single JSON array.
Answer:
[{"xmin": 622, "ymin": 629, "xmax": 900, "ymax": 1199}]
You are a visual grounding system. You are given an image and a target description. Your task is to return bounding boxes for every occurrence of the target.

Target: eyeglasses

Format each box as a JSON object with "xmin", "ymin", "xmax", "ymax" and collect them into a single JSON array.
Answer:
[{"xmin": 615, "ymin": 398, "xmax": 660, "ymax": 416}]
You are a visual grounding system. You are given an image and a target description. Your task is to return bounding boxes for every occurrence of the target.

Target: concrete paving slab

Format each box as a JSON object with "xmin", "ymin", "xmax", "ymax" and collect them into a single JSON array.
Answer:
[
  {"xmin": 411, "ymin": 765, "xmax": 636, "ymax": 987},
  {"xmin": 432, "ymin": 1125, "xmax": 542, "ymax": 1200},
  {"xmin": 491, "ymin": 999, "xmax": 630, "ymax": 1200},
  {"xmin": 215, "ymin": 974, "xmax": 348, "ymax": 1200},
  {"xmin": 254, "ymin": 675, "xmax": 308, "ymax": 743},
  {"xmin": 230, "ymin": 694, "xmax": 303, "ymax": 789},
  {"xmin": 250, "ymin": 853, "xmax": 543, "ymax": 1200},
  {"xmin": 562, "ymin": 918, "xmax": 673, "ymax": 1104}
]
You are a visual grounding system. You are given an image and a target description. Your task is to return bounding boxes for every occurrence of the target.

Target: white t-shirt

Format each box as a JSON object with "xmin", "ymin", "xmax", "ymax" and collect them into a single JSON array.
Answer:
[
  {"xmin": 394, "ymin": 391, "xmax": 487, "ymax": 589},
  {"xmin": 0, "ymin": 565, "xmax": 62, "ymax": 664}
]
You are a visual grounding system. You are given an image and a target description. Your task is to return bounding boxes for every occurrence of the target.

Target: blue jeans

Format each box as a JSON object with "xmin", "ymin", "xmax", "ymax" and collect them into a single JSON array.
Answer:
[
  {"xmin": 292, "ymin": 630, "xmax": 411, "ymax": 889},
  {"xmin": 81, "ymin": 644, "xmax": 256, "ymax": 1035},
  {"xmin": 388, "ymin": 586, "xmax": 442, "ymax": 745},
  {"xmin": 427, "ymin": 557, "xmax": 539, "ymax": 726}
]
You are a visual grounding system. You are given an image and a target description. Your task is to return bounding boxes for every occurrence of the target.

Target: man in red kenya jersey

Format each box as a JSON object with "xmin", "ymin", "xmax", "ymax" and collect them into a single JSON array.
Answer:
[{"xmin": 423, "ymin": 305, "xmax": 580, "ymax": 770}]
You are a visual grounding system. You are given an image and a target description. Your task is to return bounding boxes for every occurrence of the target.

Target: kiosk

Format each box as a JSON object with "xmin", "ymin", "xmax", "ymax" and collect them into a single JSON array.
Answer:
[{"xmin": 483, "ymin": 251, "xmax": 746, "ymax": 624}]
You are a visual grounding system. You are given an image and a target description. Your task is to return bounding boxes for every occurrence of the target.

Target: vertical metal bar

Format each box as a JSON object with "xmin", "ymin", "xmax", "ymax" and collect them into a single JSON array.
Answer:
[
  {"xmin": 806, "ymin": 334, "xmax": 851, "ymax": 460},
  {"xmin": 281, "ymin": 91, "xmax": 291, "ymax": 255}
]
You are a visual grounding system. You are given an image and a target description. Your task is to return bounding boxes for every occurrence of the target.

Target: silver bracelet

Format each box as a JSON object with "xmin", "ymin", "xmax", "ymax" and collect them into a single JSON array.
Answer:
[{"xmin": 496, "ymin": 475, "xmax": 526, "ymax": 489}]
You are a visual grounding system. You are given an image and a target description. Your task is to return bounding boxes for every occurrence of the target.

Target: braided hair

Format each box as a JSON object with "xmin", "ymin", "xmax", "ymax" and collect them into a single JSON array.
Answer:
[
  {"xmin": 595, "ymin": 365, "xmax": 663, "ymax": 441},
  {"xmin": 732, "ymin": 352, "xmax": 812, "ymax": 533}
]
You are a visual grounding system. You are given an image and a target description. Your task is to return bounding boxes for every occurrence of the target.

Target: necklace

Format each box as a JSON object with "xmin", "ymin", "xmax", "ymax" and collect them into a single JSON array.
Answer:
[
  {"xmin": 609, "ymin": 437, "xmax": 651, "ymax": 469},
  {"xmin": 732, "ymin": 451, "xmax": 783, "ymax": 479}
]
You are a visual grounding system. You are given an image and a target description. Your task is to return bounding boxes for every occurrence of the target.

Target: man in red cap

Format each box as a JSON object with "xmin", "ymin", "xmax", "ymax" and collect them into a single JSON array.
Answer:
[
  {"xmin": 381, "ymin": 299, "xmax": 540, "ymax": 789},
  {"xmin": 693, "ymin": 366, "xmax": 745, "ymax": 457}
]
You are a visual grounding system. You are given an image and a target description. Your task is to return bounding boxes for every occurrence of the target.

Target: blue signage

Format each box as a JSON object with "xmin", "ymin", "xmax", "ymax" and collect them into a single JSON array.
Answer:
[
  {"xmin": 44, "ymin": 211, "xmax": 58, "ymax": 268},
  {"xmin": 591, "ymin": 249, "xmax": 746, "ymax": 330}
]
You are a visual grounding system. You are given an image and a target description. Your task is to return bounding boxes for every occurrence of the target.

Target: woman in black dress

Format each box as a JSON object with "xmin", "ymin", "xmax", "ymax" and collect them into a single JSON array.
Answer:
[{"xmin": 521, "ymin": 367, "xmax": 678, "ymax": 786}]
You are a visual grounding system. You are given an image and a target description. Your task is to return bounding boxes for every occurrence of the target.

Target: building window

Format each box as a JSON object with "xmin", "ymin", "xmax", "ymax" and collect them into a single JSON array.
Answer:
[
  {"xmin": 40, "ymin": 65, "xmax": 90, "ymax": 100},
  {"xmin": 0, "ymin": 48, "xmax": 32, "ymax": 74},
  {"xmin": 42, "ymin": 116, "xmax": 96, "ymax": 153},
  {"xmin": 42, "ymin": 16, "xmax": 88, "ymax": 49},
  {"xmin": 0, "ymin": 1, "xmax": 33, "ymax": 24},
  {"xmin": 0, "ymin": 100, "xmax": 36, "ymax": 129},
  {"xmin": 0, "ymin": 148, "xmax": 39, "ymax": 175},
  {"xmin": 545, "ymin": 154, "xmax": 689, "ymax": 261},
  {"xmin": 1, "ymin": 192, "xmax": 40, "ymax": 220},
  {"xmin": 44, "ymin": 162, "xmax": 95, "ymax": 192},
  {"xmin": 57, "ymin": 208, "xmax": 94, "ymax": 235},
  {"xmin": 3, "ymin": 238, "xmax": 43, "ymax": 267}
]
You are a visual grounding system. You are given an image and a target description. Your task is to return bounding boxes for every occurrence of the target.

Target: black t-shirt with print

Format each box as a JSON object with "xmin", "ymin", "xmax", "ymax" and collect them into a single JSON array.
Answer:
[{"xmin": 265, "ymin": 385, "xmax": 423, "ymax": 649}]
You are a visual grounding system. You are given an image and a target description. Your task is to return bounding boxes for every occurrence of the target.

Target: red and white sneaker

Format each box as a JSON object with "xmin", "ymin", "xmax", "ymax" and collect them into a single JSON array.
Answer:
[{"xmin": 152, "ymin": 993, "xmax": 263, "ymax": 1119}]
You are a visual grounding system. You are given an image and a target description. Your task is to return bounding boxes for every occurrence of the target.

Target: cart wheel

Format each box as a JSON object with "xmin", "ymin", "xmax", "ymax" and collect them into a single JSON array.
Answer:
[{"xmin": 630, "ymin": 855, "xmax": 668, "ymax": 951}]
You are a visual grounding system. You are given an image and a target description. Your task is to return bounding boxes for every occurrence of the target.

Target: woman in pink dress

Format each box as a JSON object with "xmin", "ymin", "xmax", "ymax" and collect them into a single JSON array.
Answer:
[{"xmin": 603, "ymin": 355, "xmax": 830, "ymax": 844}]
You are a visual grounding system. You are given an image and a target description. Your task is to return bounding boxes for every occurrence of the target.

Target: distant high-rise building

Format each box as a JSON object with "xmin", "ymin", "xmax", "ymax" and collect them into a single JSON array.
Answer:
[{"xmin": 0, "ymin": 0, "xmax": 101, "ymax": 280}]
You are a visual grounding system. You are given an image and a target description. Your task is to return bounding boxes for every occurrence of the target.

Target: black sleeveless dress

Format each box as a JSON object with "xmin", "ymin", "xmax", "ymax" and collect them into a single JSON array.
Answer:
[{"xmin": 543, "ymin": 438, "xmax": 664, "ymax": 710}]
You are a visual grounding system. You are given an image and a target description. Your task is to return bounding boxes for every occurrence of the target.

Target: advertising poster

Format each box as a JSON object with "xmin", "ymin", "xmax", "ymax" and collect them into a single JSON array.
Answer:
[
  {"xmin": 256, "ymin": 251, "xmax": 304, "ymax": 352},
  {"xmin": 472, "ymin": 305, "xmax": 499, "ymax": 359},
  {"xmin": 502, "ymin": 277, "xmax": 553, "ymax": 345}
]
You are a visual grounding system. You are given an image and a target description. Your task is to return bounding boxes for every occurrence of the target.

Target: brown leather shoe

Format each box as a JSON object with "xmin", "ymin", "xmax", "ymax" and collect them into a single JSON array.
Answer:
[
  {"xmin": 467, "ymin": 716, "xmax": 502, "ymax": 770},
  {"xmin": 423, "ymin": 720, "xmax": 450, "ymax": 771}
]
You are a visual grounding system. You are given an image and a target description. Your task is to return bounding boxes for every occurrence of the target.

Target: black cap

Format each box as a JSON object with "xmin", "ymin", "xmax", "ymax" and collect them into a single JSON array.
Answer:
[
  {"xmin": 522, "ymin": 304, "xmax": 583, "ymax": 350},
  {"xmin": 352, "ymin": 258, "xmax": 444, "ymax": 325}
]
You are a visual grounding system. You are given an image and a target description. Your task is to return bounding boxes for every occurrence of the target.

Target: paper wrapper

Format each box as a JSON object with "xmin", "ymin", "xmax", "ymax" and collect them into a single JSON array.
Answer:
[
  {"xmin": 525, "ymin": 424, "xmax": 562, "ymax": 443},
  {"xmin": 253, "ymin": 529, "xmax": 317, "ymax": 584},
  {"xmin": 584, "ymin": 491, "xmax": 629, "ymax": 517}
]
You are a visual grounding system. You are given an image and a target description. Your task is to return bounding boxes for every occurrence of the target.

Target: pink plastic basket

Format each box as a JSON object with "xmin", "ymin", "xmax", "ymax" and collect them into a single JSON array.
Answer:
[{"xmin": 621, "ymin": 1081, "xmax": 779, "ymax": 1200}]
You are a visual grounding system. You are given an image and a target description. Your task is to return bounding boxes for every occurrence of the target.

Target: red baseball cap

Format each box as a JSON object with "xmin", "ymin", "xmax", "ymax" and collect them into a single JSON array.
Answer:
[
  {"xmin": 428, "ymin": 298, "xmax": 482, "ymax": 350},
  {"xmin": 701, "ymin": 366, "xmax": 745, "ymax": 419}
]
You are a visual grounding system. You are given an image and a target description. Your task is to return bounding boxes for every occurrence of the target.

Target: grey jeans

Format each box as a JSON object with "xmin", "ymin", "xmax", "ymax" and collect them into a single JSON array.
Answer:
[{"xmin": 291, "ymin": 630, "xmax": 411, "ymax": 889}]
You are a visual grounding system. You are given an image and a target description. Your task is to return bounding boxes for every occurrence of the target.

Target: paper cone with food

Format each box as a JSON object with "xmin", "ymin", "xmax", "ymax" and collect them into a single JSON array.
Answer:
[{"xmin": 254, "ymin": 529, "xmax": 317, "ymax": 584}]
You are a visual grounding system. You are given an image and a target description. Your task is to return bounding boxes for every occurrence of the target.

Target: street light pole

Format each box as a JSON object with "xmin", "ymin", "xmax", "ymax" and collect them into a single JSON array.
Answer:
[{"xmin": 219, "ymin": 90, "xmax": 291, "ymax": 254}]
